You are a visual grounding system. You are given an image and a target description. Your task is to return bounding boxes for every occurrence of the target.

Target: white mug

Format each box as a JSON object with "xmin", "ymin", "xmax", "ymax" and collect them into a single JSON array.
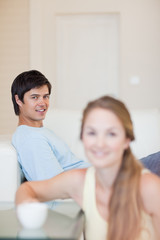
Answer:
[{"xmin": 16, "ymin": 202, "xmax": 48, "ymax": 229}]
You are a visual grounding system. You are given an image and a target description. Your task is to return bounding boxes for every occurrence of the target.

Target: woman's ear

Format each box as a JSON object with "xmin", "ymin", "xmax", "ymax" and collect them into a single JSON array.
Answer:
[
  {"xmin": 124, "ymin": 138, "xmax": 131, "ymax": 150},
  {"xmin": 15, "ymin": 95, "xmax": 23, "ymax": 107}
]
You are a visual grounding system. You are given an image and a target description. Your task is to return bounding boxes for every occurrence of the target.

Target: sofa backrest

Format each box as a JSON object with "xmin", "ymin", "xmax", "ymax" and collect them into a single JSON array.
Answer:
[
  {"xmin": 130, "ymin": 108, "xmax": 160, "ymax": 158},
  {"xmin": 44, "ymin": 109, "xmax": 87, "ymax": 161},
  {"xmin": 44, "ymin": 108, "xmax": 160, "ymax": 160}
]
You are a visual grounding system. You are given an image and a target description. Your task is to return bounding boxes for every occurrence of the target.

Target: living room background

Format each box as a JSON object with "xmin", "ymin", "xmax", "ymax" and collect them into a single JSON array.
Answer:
[{"xmin": 0, "ymin": 0, "xmax": 160, "ymax": 134}]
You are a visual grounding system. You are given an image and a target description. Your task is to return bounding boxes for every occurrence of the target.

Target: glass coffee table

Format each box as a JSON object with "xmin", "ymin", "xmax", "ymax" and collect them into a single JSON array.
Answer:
[{"xmin": 0, "ymin": 200, "xmax": 84, "ymax": 240}]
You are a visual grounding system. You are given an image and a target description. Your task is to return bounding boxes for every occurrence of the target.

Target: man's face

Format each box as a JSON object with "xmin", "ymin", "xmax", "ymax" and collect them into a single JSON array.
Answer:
[{"xmin": 15, "ymin": 85, "xmax": 50, "ymax": 127}]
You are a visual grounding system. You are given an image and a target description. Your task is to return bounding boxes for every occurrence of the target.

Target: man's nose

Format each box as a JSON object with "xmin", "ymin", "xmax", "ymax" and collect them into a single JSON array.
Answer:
[{"xmin": 38, "ymin": 97, "xmax": 46, "ymax": 105}]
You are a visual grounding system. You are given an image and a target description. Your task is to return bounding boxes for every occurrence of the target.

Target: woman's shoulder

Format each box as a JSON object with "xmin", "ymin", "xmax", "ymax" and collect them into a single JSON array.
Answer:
[
  {"xmin": 140, "ymin": 168, "xmax": 160, "ymax": 190},
  {"xmin": 69, "ymin": 168, "xmax": 87, "ymax": 180},
  {"xmin": 140, "ymin": 169, "xmax": 160, "ymax": 215},
  {"xmin": 71, "ymin": 166, "xmax": 94, "ymax": 179}
]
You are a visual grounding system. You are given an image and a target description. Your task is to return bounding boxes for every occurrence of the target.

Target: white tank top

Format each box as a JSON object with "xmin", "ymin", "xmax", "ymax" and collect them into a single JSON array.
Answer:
[{"xmin": 82, "ymin": 167, "xmax": 157, "ymax": 240}]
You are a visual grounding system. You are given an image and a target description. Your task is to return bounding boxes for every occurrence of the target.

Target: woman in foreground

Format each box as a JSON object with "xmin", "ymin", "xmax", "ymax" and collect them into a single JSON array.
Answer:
[{"xmin": 16, "ymin": 95, "xmax": 160, "ymax": 240}]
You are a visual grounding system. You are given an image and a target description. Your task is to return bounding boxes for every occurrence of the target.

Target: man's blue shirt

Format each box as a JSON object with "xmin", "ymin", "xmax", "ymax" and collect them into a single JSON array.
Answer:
[{"xmin": 12, "ymin": 125, "xmax": 89, "ymax": 181}]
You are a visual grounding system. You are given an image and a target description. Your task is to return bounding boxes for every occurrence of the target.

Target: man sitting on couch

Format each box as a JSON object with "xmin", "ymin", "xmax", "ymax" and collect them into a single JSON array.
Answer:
[{"xmin": 11, "ymin": 70, "xmax": 89, "ymax": 182}]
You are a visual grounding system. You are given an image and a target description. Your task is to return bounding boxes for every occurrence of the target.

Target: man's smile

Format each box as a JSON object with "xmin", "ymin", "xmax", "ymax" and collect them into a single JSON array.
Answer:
[{"xmin": 36, "ymin": 109, "xmax": 46, "ymax": 112}]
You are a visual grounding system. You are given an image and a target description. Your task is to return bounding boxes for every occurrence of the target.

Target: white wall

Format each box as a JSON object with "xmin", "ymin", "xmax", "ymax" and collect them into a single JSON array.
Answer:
[
  {"xmin": 29, "ymin": 0, "xmax": 160, "ymax": 110},
  {"xmin": 55, "ymin": 14, "xmax": 119, "ymax": 109},
  {"xmin": 0, "ymin": 0, "xmax": 29, "ymax": 134}
]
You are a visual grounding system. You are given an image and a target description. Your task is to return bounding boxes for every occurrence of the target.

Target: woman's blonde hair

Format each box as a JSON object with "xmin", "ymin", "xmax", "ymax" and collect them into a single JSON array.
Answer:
[{"xmin": 80, "ymin": 95, "xmax": 143, "ymax": 240}]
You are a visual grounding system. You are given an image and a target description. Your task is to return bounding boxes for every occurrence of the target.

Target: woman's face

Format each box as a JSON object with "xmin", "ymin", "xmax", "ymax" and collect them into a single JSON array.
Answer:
[{"xmin": 82, "ymin": 108, "xmax": 130, "ymax": 169}]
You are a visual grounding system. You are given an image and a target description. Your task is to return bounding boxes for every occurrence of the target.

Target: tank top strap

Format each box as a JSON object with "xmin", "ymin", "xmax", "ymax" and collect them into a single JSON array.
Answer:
[{"xmin": 141, "ymin": 168, "xmax": 150, "ymax": 174}]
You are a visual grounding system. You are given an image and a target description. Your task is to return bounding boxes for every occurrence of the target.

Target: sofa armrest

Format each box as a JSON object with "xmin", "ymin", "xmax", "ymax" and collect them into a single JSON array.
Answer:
[{"xmin": 0, "ymin": 138, "xmax": 20, "ymax": 202}]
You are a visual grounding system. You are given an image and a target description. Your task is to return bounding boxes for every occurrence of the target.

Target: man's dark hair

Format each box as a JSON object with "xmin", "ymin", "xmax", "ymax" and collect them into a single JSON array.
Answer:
[{"xmin": 11, "ymin": 70, "xmax": 52, "ymax": 115}]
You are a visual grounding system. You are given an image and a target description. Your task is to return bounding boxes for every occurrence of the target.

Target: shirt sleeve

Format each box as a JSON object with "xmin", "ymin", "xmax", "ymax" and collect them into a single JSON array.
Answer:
[
  {"xmin": 62, "ymin": 151, "xmax": 90, "ymax": 171},
  {"xmin": 18, "ymin": 137, "xmax": 64, "ymax": 181},
  {"xmin": 140, "ymin": 151, "xmax": 160, "ymax": 177}
]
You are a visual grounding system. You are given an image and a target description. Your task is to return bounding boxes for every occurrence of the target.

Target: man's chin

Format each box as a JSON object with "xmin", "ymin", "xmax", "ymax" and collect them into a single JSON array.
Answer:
[
  {"xmin": 33, "ymin": 117, "xmax": 45, "ymax": 122},
  {"xmin": 36, "ymin": 113, "xmax": 47, "ymax": 120}
]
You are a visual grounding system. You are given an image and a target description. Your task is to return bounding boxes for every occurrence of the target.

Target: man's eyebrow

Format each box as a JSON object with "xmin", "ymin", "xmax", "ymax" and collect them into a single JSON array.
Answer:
[
  {"xmin": 30, "ymin": 93, "xmax": 50, "ymax": 96},
  {"xmin": 30, "ymin": 94, "xmax": 40, "ymax": 96}
]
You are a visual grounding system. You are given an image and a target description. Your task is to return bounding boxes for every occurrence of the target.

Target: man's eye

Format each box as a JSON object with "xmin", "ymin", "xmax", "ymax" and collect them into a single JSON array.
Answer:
[
  {"xmin": 44, "ymin": 95, "xmax": 50, "ymax": 99},
  {"xmin": 32, "ymin": 96, "xmax": 38, "ymax": 99}
]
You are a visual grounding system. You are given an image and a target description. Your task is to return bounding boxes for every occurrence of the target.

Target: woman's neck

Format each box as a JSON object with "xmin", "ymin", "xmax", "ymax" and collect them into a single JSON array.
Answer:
[{"xmin": 95, "ymin": 163, "xmax": 121, "ymax": 189}]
